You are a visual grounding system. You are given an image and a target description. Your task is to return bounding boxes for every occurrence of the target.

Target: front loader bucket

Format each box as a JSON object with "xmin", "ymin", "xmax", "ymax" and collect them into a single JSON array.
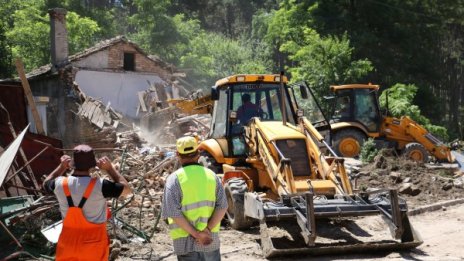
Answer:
[
  {"xmin": 257, "ymin": 191, "xmax": 422, "ymax": 258},
  {"xmin": 260, "ymin": 217, "xmax": 422, "ymax": 258}
]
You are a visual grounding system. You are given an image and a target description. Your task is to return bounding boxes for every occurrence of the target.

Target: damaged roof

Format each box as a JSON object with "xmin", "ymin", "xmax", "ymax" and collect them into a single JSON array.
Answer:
[{"xmin": 2, "ymin": 35, "xmax": 176, "ymax": 81}]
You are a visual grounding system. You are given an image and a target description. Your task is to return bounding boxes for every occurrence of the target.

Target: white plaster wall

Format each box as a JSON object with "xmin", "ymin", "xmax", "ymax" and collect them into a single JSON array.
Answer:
[
  {"xmin": 75, "ymin": 70, "xmax": 165, "ymax": 118},
  {"xmin": 27, "ymin": 103, "xmax": 48, "ymax": 135},
  {"xmin": 73, "ymin": 50, "xmax": 109, "ymax": 69}
]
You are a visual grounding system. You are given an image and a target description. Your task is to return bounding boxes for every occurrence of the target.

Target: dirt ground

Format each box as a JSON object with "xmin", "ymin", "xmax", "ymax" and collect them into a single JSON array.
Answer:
[
  {"xmin": 115, "ymin": 204, "xmax": 464, "ymax": 261},
  {"xmin": 112, "ymin": 150, "xmax": 464, "ymax": 261}
]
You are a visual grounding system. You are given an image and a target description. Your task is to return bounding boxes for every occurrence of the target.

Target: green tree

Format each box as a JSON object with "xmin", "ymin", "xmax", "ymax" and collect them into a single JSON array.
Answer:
[
  {"xmin": 306, "ymin": 0, "xmax": 464, "ymax": 138},
  {"xmin": 169, "ymin": 0, "xmax": 279, "ymax": 38},
  {"xmin": 126, "ymin": 0, "xmax": 182, "ymax": 62},
  {"xmin": 171, "ymin": 15, "xmax": 272, "ymax": 89},
  {"xmin": 45, "ymin": 0, "xmax": 119, "ymax": 39},
  {"xmin": 6, "ymin": 3, "xmax": 50, "ymax": 71},
  {"xmin": 6, "ymin": 1, "xmax": 100, "ymax": 71},
  {"xmin": 264, "ymin": 2, "xmax": 373, "ymax": 100},
  {"xmin": 0, "ymin": 22, "xmax": 13, "ymax": 78},
  {"xmin": 379, "ymin": 83, "xmax": 448, "ymax": 140},
  {"xmin": 282, "ymin": 30, "xmax": 372, "ymax": 100}
]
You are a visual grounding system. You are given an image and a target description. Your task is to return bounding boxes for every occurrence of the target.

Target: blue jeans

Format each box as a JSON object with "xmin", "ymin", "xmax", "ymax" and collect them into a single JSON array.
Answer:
[{"xmin": 177, "ymin": 249, "xmax": 221, "ymax": 261}]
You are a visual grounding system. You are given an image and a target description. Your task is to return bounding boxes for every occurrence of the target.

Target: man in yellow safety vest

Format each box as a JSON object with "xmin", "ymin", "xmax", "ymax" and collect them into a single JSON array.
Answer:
[{"xmin": 162, "ymin": 136, "xmax": 228, "ymax": 261}]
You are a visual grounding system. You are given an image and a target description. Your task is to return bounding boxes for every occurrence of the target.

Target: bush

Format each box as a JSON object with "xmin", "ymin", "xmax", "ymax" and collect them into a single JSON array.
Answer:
[
  {"xmin": 360, "ymin": 138, "xmax": 378, "ymax": 163},
  {"xmin": 379, "ymin": 83, "xmax": 449, "ymax": 140}
]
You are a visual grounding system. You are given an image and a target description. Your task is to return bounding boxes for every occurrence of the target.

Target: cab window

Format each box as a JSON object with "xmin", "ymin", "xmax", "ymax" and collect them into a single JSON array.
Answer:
[
  {"xmin": 210, "ymin": 89, "xmax": 228, "ymax": 138},
  {"xmin": 354, "ymin": 89, "xmax": 379, "ymax": 132}
]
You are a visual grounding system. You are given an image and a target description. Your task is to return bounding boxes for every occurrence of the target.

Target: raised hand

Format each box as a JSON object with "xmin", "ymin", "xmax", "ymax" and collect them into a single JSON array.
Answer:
[
  {"xmin": 60, "ymin": 155, "xmax": 72, "ymax": 170},
  {"xmin": 96, "ymin": 156, "xmax": 114, "ymax": 171}
]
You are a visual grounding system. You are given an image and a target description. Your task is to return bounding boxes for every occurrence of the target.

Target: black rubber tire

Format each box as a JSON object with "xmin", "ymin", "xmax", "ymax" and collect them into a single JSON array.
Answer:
[
  {"xmin": 332, "ymin": 129, "xmax": 366, "ymax": 158},
  {"xmin": 224, "ymin": 178, "xmax": 253, "ymax": 230},
  {"xmin": 402, "ymin": 142, "xmax": 430, "ymax": 163},
  {"xmin": 198, "ymin": 152, "xmax": 222, "ymax": 173}
]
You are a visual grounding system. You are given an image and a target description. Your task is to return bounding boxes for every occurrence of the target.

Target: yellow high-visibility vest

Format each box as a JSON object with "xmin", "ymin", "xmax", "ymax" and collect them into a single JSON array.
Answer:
[{"xmin": 168, "ymin": 165, "xmax": 219, "ymax": 240}]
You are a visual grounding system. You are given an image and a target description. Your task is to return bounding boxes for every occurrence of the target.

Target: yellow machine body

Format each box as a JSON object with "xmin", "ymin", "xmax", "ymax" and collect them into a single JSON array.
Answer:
[
  {"xmin": 198, "ymin": 76, "xmax": 422, "ymax": 257},
  {"xmin": 329, "ymin": 84, "xmax": 454, "ymax": 162}
]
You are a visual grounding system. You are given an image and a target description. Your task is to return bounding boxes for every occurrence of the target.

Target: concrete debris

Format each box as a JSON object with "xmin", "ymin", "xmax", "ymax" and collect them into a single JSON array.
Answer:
[
  {"xmin": 144, "ymin": 113, "xmax": 211, "ymax": 145},
  {"xmin": 165, "ymin": 114, "xmax": 211, "ymax": 140},
  {"xmin": 374, "ymin": 155, "xmax": 388, "ymax": 169},
  {"xmin": 442, "ymin": 182, "xmax": 453, "ymax": 191},
  {"xmin": 453, "ymin": 176, "xmax": 464, "ymax": 188},
  {"xmin": 399, "ymin": 183, "xmax": 421, "ymax": 196},
  {"xmin": 389, "ymin": 171, "xmax": 402, "ymax": 183}
]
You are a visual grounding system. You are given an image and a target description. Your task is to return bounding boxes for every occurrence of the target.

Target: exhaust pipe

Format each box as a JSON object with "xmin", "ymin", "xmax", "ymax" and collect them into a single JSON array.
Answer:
[{"xmin": 280, "ymin": 71, "xmax": 287, "ymax": 126}]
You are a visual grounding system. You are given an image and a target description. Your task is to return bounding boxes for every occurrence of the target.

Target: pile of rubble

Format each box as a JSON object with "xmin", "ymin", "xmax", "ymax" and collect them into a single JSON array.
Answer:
[
  {"xmin": 160, "ymin": 114, "xmax": 211, "ymax": 143},
  {"xmin": 0, "ymin": 77, "xmax": 212, "ymax": 257},
  {"xmin": 102, "ymin": 113, "xmax": 211, "ymax": 259},
  {"xmin": 141, "ymin": 113, "xmax": 211, "ymax": 145},
  {"xmin": 353, "ymin": 149, "xmax": 464, "ymax": 208}
]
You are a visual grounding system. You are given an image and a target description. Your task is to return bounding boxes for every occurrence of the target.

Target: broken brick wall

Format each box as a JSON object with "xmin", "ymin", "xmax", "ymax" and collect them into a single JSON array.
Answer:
[
  {"xmin": 28, "ymin": 75, "xmax": 75, "ymax": 145},
  {"xmin": 107, "ymin": 42, "xmax": 171, "ymax": 78},
  {"xmin": 27, "ymin": 66, "xmax": 112, "ymax": 148}
]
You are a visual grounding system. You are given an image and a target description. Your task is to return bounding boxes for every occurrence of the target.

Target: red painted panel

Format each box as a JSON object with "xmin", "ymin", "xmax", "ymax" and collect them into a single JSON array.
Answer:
[
  {"xmin": 0, "ymin": 84, "xmax": 28, "ymax": 131},
  {"xmin": 0, "ymin": 125, "xmax": 63, "ymax": 184}
]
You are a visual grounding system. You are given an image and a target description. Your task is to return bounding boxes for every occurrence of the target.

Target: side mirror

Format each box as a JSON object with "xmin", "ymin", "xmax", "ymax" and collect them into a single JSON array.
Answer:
[
  {"xmin": 299, "ymin": 85, "xmax": 308, "ymax": 99},
  {"xmin": 211, "ymin": 86, "xmax": 219, "ymax": 100}
]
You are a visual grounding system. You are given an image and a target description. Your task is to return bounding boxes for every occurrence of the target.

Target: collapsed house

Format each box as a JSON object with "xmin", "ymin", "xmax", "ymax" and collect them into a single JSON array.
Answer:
[
  {"xmin": 0, "ymin": 8, "xmax": 185, "ymax": 148},
  {"xmin": 0, "ymin": 9, "xmax": 203, "ymax": 259}
]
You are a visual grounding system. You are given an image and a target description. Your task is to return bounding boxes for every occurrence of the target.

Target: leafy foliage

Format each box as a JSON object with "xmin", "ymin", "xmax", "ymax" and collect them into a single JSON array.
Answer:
[
  {"xmin": 262, "ymin": 2, "xmax": 373, "ymax": 115},
  {"xmin": 6, "ymin": 2, "xmax": 50, "ymax": 71},
  {"xmin": 0, "ymin": 22, "xmax": 13, "ymax": 78},
  {"xmin": 360, "ymin": 138, "xmax": 378, "ymax": 163},
  {"xmin": 379, "ymin": 83, "xmax": 448, "ymax": 140},
  {"xmin": 0, "ymin": 0, "xmax": 463, "ymax": 139},
  {"xmin": 6, "ymin": 1, "xmax": 100, "ymax": 71},
  {"xmin": 305, "ymin": 0, "xmax": 464, "ymax": 139},
  {"xmin": 173, "ymin": 15, "xmax": 272, "ymax": 89},
  {"xmin": 127, "ymin": 0, "xmax": 181, "ymax": 62},
  {"xmin": 282, "ymin": 30, "xmax": 373, "ymax": 99}
]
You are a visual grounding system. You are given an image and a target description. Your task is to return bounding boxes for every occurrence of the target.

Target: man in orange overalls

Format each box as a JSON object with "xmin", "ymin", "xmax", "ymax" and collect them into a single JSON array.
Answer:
[{"xmin": 43, "ymin": 145, "xmax": 131, "ymax": 260}]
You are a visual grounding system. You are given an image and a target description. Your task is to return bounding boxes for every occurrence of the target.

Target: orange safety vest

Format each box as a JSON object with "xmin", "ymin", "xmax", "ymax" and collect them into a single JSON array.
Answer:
[{"xmin": 56, "ymin": 177, "xmax": 109, "ymax": 261}]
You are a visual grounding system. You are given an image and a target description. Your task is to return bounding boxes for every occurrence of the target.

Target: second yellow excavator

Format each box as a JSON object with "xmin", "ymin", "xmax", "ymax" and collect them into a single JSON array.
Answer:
[{"xmin": 321, "ymin": 84, "xmax": 459, "ymax": 164}]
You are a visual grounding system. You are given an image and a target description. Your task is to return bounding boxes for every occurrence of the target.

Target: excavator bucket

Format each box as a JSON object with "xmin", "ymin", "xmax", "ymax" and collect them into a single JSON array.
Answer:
[{"xmin": 254, "ymin": 190, "xmax": 422, "ymax": 258}]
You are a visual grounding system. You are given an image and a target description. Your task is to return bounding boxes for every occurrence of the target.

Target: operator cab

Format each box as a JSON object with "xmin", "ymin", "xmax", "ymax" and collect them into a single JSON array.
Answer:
[
  {"xmin": 210, "ymin": 74, "xmax": 297, "ymax": 157},
  {"xmin": 330, "ymin": 84, "xmax": 382, "ymax": 133}
]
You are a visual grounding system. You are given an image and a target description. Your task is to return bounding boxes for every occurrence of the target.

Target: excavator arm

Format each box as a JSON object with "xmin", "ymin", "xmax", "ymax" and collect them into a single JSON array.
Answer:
[
  {"xmin": 298, "ymin": 117, "xmax": 353, "ymax": 195},
  {"xmin": 167, "ymin": 94, "xmax": 213, "ymax": 115},
  {"xmin": 383, "ymin": 116, "xmax": 454, "ymax": 162}
]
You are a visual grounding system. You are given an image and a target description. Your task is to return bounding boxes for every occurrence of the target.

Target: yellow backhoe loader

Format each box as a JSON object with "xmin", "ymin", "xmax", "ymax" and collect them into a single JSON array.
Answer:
[
  {"xmin": 198, "ymin": 74, "xmax": 422, "ymax": 258},
  {"xmin": 322, "ymin": 84, "xmax": 460, "ymax": 164}
]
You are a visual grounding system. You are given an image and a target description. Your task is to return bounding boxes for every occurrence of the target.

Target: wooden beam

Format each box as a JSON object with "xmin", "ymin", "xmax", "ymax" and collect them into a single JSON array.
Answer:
[
  {"xmin": 15, "ymin": 59, "xmax": 45, "ymax": 135},
  {"xmin": 138, "ymin": 91, "xmax": 147, "ymax": 112}
]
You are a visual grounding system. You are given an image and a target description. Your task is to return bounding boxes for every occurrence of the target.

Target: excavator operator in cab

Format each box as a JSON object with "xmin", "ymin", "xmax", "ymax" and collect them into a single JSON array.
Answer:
[{"xmin": 237, "ymin": 93, "xmax": 260, "ymax": 124}]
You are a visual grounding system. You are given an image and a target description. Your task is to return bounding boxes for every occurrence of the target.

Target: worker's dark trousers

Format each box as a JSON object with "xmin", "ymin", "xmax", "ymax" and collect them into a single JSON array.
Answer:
[{"xmin": 177, "ymin": 249, "xmax": 221, "ymax": 261}]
